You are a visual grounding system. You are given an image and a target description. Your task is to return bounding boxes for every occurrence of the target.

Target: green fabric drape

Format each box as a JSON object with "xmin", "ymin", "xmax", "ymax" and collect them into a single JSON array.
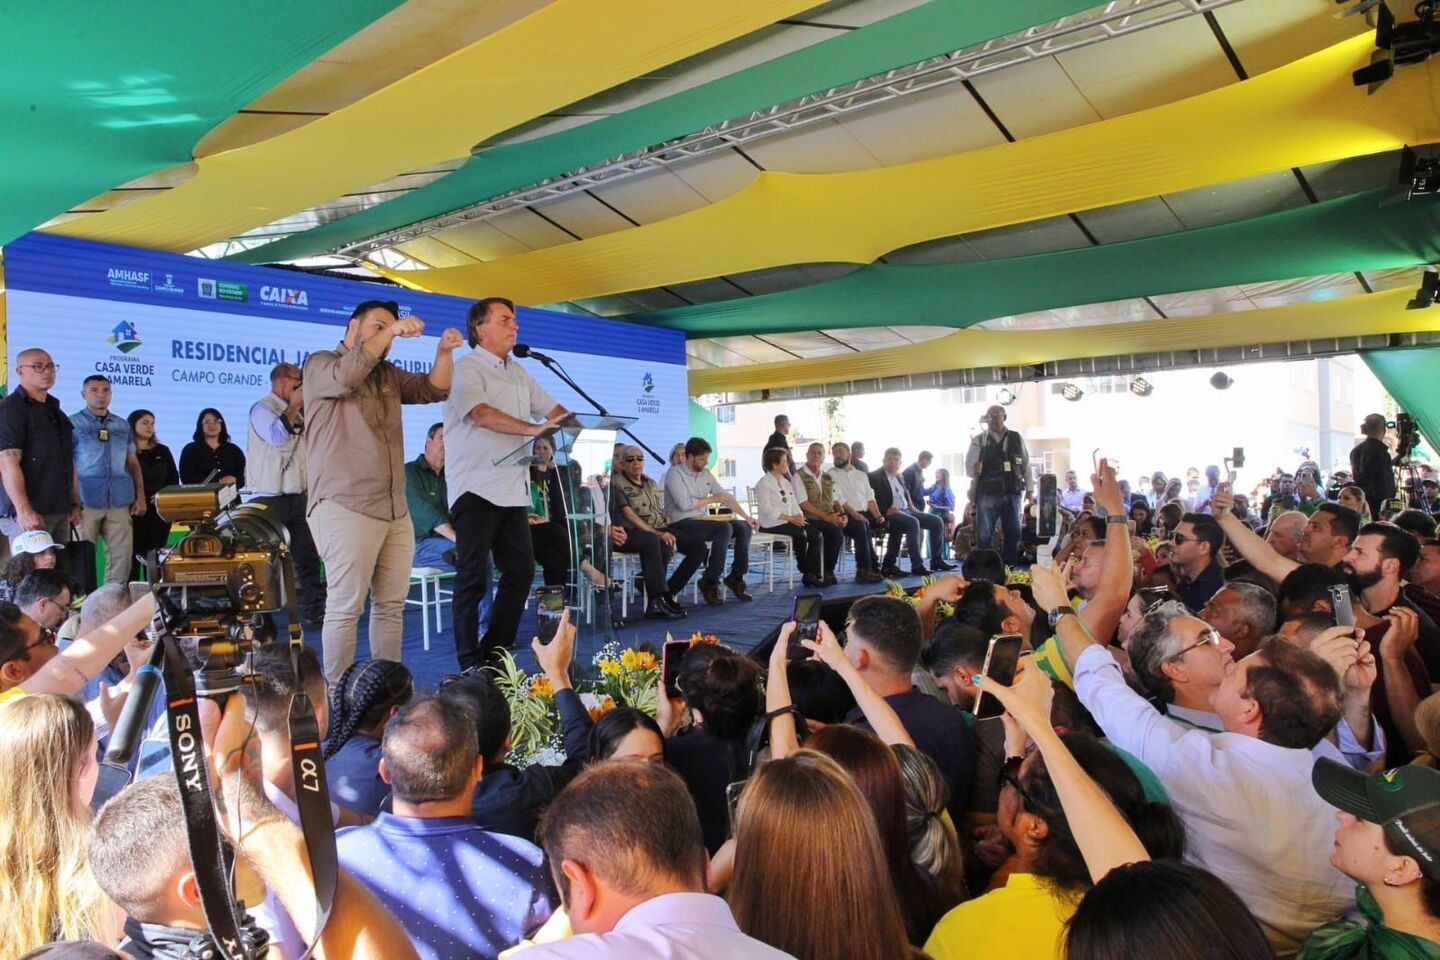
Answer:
[
  {"xmin": 629, "ymin": 188, "xmax": 1440, "ymax": 335},
  {"xmin": 0, "ymin": 1, "xmax": 402, "ymax": 247},
  {"xmin": 688, "ymin": 399, "xmax": 717, "ymax": 458},
  {"xmin": 1362, "ymin": 345, "xmax": 1440, "ymax": 452},
  {"xmin": 232, "ymin": 0, "xmax": 1100, "ymax": 265}
]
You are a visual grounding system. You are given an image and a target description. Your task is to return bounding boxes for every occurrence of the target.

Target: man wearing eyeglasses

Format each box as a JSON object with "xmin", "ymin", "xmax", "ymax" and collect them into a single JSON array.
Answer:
[
  {"xmin": 1169, "ymin": 513, "xmax": 1225, "ymax": 612},
  {"xmin": 247, "ymin": 362, "xmax": 325, "ymax": 627},
  {"xmin": 0, "ymin": 348, "xmax": 81, "ymax": 564}
]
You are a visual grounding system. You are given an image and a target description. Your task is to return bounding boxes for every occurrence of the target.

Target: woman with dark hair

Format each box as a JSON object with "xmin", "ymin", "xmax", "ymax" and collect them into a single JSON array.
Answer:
[
  {"xmin": 1128, "ymin": 499, "xmax": 1153, "ymax": 537},
  {"xmin": 1155, "ymin": 500, "xmax": 1186, "ymax": 540},
  {"xmin": 323, "ymin": 659, "xmax": 414, "ymax": 816},
  {"xmin": 754, "ymin": 447, "xmax": 823, "ymax": 588},
  {"xmin": 729, "ymin": 751, "xmax": 921, "ymax": 960},
  {"xmin": 178, "ymin": 407, "xmax": 245, "ymax": 486},
  {"xmin": 662, "ymin": 646, "xmax": 763, "ymax": 852},
  {"xmin": 528, "ymin": 434, "xmax": 572, "ymax": 586},
  {"xmin": 126, "ymin": 409, "xmax": 178, "ymax": 580},
  {"xmin": 0, "ymin": 531, "xmax": 61, "ymax": 603},
  {"xmin": 925, "ymin": 665, "xmax": 1183, "ymax": 960},
  {"xmin": 1066, "ymin": 860, "xmax": 1272, "ymax": 960},
  {"xmin": 586, "ymin": 706, "xmax": 664, "ymax": 764},
  {"xmin": 807, "ymin": 724, "xmax": 957, "ymax": 945},
  {"xmin": 926, "ymin": 468, "xmax": 957, "ymax": 559}
]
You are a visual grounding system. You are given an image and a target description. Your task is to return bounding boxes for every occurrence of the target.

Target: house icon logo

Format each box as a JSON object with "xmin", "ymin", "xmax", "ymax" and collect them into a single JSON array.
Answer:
[
  {"xmin": 642, "ymin": 372, "xmax": 655, "ymax": 394},
  {"xmin": 107, "ymin": 320, "xmax": 142, "ymax": 354}
]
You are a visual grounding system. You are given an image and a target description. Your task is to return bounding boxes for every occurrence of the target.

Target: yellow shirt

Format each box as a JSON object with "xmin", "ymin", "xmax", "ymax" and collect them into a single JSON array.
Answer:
[
  {"xmin": 924, "ymin": 874, "xmax": 1079, "ymax": 960},
  {"xmin": 0, "ymin": 686, "xmax": 27, "ymax": 708}
]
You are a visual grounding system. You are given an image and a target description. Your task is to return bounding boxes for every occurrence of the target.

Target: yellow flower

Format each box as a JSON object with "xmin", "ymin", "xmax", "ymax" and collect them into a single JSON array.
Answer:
[
  {"xmin": 621, "ymin": 649, "xmax": 638, "ymax": 670},
  {"xmin": 633, "ymin": 651, "xmax": 657, "ymax": 671},
  {"xmin": 598, "ymin": 659, "xmax": 621, "ymax": 677},
  {"xmin": 528, "ymin": 676, "xmax": 554, "ymax": 698}
]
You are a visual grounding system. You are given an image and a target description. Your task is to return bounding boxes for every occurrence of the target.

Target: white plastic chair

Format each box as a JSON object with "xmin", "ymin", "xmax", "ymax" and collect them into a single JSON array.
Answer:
[{"xmin": 406, "ymin": 567, "xmax": 453, "ymax": 651}]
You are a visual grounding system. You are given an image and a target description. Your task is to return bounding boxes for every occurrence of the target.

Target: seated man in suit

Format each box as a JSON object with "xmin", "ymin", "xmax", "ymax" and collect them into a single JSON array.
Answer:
[{"xmin": 869, "ymin": 447, "xmax": 953, "ymax": 577}]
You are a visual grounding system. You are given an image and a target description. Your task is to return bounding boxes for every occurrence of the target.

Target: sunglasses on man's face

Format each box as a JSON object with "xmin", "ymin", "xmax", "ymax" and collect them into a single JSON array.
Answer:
[{"xmin": 1170, "ymin": 532, "xmax": 1195, "ymax": 545}]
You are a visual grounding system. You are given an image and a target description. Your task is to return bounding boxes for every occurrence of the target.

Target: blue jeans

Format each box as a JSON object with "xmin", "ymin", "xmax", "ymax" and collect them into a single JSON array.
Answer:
[
  {"xmin": 976, "ymin": 491, "xmax": 1022, "ymax": 566},
  {"xmin": 413, "ymin": 535, "xmax": 491, "ymax": 634}
]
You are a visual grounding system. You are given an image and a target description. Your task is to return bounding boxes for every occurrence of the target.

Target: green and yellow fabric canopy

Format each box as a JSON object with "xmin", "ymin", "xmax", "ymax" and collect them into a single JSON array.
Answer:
[{"xmin": 5, "ymin": 0, "xmax": 1440, "ymax": 426}]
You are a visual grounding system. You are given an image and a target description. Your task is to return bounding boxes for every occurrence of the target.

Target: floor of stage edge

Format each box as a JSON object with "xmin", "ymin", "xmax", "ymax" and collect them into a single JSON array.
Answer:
[{"xmin": 286, "ymin": 572, "xmax": 921, "ymax": 692}]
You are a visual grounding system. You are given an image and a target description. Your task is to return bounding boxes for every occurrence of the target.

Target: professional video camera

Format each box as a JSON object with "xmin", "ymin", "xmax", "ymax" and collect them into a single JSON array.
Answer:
[
  {"xmin": 150, "ymin": 483, "xmax": 290, "ymax": 695},
  {"xmin": 1393, "ymin": 412, "xmax": 1422, "ymax": 459}
]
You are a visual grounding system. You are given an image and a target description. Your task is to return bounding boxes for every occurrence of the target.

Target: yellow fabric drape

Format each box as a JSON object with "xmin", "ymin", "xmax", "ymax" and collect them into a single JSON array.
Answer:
[
  {"xmin": 390, "ymin": 33, "xmax": 1440, "ymax": 305},
  {"xmin": 48, "ymin": 0, "xmax": 818, "ymax": 254},
  {"xmin": 687, "ymin": 287, "xmax": 1439, "ymax": 395}
]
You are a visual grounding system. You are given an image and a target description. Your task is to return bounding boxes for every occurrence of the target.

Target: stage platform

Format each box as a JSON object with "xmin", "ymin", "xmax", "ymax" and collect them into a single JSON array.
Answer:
[{"xmin": 298, "ymin": 571, "xmax": 916, "ymax": 692}]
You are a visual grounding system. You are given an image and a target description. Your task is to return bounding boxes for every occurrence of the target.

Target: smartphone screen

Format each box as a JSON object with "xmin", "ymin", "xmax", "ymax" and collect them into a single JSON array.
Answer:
[
  {"xmin": 972, "ymin": 634, "xmax": 1025, "ymax": 720},
  {"xmin": 787, "ymin": 592, "xmax": 824, "ymax": 659},
  {"xmin": 535, "ymin": 586, "xmax": 566, "ymax": 644},
  {"xmin": 1328, "ymin": 584, "xmax": 1355, "ymax": 628},
  {"xmin": 1038, "ymin": 474, "xmax": 1058, "ymax": 538},
  {"xmin": 1232, "ymin": 446, "xmax": 1246, "ymax": 469},
  {"xmin": 726, "ymin": 779, "xmax": 748, "ymax": 833},
  {"xmin": 662, "ymin": 639, "xmax": 692, "ymax": 699}
]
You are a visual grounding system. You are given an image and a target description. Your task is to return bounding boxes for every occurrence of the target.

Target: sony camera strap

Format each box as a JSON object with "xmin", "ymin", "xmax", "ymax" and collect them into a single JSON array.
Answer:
[
  {"xmin": 280, "ymin": 548, "xmax": 337, "ymax": 960},
  {"xmin": 160, "ymin": 637, "xmax": 251, "ymax": 960}
]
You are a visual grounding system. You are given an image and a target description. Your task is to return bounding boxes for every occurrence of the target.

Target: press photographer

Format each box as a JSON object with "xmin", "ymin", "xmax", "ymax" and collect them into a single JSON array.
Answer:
[{"xmin": 1352, "ymin": 412, "xmax": 1399, "ymax": 519}]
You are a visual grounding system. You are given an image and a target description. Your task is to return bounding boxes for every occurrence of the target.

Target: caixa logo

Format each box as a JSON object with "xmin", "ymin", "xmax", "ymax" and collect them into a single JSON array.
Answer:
[{"xmin": 259, "ymin": 285, "xmax": 309, "ymax": 308}]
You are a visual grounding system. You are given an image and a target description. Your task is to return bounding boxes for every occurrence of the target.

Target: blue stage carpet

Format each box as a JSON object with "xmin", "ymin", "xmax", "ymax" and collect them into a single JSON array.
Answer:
[{"xmin": 298, "ymin": 572, "xmax": 915, "ymax": 692}]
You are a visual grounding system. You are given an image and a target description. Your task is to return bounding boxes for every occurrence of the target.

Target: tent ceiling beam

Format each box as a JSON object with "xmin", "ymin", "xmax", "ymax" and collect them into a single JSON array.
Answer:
[
  {"xmin": 336, "ymin": 0, "xmax": 1245, "ymax": 262},
  {"xmin": 698, "ymin": 331, "xmax": 1440, "ymax": 405}
]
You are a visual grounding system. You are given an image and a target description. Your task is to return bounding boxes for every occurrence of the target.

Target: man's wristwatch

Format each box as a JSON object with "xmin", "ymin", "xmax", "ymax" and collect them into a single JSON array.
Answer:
[
  {"xmin": 1105, "ymin": 514, "xmax": 1129, "ymax": 526},
  {"xmin": 1048, "ymin": 606, "xmax": 1077, "ymax": 628}
]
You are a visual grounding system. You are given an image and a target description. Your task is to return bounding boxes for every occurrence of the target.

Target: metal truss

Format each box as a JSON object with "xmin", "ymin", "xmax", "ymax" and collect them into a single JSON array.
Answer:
[
  {"xmin": 330, "ymin": 0, "xmax": 1245, "ymax": 263},
  {"xmin": 696, "ymin": 331, "xmax": 1440, "ymax": 406}
]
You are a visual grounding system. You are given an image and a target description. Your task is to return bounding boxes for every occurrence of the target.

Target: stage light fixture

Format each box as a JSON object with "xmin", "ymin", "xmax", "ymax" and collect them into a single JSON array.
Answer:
[
  {"xmin": 1350, "ymin": 1, "xmax": 1440, "ymax": 91},
  {"xmin": 1210, "ymin": 371, "xmax": 1234, "ymax": 390},
  {"xmin": 1408, "ymin": 266, "xmax": 1439, "ymax": 309},
  {"xmin": 996, "ymin": 388, "xmax": 1017, "ymax": 406},
  {"xmin": 1382, "ymin": 145, "xmax": 1440, "ymax": 204},
  {"xmin": 1060, "ymin": 382, "xmax": 1084, "ymax": 402},
  {"xmin": 1129, "ymin": 377, "xmax": 1153, "ymax": 398}
]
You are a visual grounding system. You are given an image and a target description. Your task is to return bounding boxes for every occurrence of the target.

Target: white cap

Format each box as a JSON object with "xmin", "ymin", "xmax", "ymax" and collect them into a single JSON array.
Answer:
[{"xmin": 11, "ymin": 530, "xmax": 62, "ymax": 555}]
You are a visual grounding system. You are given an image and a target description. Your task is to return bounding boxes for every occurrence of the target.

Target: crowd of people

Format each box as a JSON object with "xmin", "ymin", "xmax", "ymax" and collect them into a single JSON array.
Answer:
[{"xmin": 8, "ymin": 293, "xmax": 1440, "ymax": 959}]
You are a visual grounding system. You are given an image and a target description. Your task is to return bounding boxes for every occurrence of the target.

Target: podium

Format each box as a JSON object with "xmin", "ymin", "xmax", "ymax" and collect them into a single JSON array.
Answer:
[{"xmin": 494, "ymin": 414, "xmax": 636, "ymax": 658}]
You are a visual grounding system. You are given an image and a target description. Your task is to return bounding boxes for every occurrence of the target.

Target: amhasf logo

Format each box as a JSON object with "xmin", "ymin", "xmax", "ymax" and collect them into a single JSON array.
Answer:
[
  {"xmin": 642, "ymin": 372, "xmax": 655, "ymax": 394},
  {"xmin": 108, "ymin": 320, "xmax": 142, "ymax": 354}
]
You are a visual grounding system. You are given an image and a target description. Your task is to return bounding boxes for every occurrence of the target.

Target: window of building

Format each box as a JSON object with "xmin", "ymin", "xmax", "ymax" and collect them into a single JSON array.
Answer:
[
  {"xmin": 720, "ymin": 458, "xmax": 736, "ymax": 478},
  {"xmin": 715, "ymin": 405, "xmax": 736, "ymax": 423}
]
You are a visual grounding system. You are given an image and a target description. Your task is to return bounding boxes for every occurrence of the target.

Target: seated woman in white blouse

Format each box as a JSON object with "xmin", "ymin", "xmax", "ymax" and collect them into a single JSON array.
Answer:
[{"xmin": 755, "ymin": 447, "xmax": 824, "ymax": 588}]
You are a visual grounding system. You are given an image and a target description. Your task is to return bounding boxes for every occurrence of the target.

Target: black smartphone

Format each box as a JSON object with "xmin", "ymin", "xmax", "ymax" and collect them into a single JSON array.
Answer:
[
  {"xmin": 1232, "ymin": 446, "xmax": 1245, "ymax": 469},
  {"xmin": 1038, "ymin": 473, "xmax": 1058, "ymax": 538},
  {"xmin": 1328, "ymin": 583, "xmax": 1355, "ymax": 628},
  {"xmin": 787, "ymin": 592, "xmax": 824, "ymax": 659},
  {"xmin": 662, "ymin": 638, "xmax": 692, "ymax": 699},
  {"xmin": 535, "ymin": 586, "xmax": 566, "ymax": 644},
  {"xmin": 972, "ymin": 634, "xmax": 1025, "ymax": 720}
]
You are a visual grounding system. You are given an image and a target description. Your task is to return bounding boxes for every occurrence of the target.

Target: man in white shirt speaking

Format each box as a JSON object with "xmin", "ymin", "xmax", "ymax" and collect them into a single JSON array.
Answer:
[{"xmin": 444, "ymin": 297, "xmax": 569, "ymax": 672}]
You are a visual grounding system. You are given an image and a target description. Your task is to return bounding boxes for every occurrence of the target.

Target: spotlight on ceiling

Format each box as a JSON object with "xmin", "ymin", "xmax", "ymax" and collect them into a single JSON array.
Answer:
[
  {"xmin": 1060, "ymin": 382, "xmax": 1085, "ymax": 402},
  {"xmin": 1383, "ymin": 145, "xmax": 1440, "ymax": 204},
  {"xmin": 1129, "ymin": 376, "xmax": 1154, "ymax": 398},
  {"xmin": 1408, "ymin": 266, "xmax": 1439, "ymax": 309},
  {"xmin": 1351, "ymin": 1, "xmax": 1440, "ymax": 91},
  {"xmin": 996, "ymin": 388, "xmax": 1017, "ymax": 406},
  {"xmin": 1210, "ymin": 371, "xmax": 1235, "ymax": 391}
]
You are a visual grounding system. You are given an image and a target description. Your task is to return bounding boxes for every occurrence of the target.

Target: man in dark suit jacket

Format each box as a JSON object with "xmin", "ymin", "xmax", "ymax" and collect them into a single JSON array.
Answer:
[
  {"xmin": 901, "ymin": 451, "xmax": 932, "ymax": 511},
  {"xmin": 867, "ymin": 447, "xmax": 953, "ymax": 575}
]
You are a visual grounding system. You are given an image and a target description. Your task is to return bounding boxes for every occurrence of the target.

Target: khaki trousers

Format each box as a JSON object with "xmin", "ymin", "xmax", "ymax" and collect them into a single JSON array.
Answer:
[
  {"xmin": 309, "ymin": 498, "xmax": 414, "ymax": 684},
  {"xmin": 80, "ymin": 505, "xmax": 134, "ymax": 586}
]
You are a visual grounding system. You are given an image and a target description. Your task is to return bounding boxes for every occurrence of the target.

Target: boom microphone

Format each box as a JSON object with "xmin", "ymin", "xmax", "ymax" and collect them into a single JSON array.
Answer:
[{"xmin": 513, "ymin": 343, "xmax": 556, "ymax": 364}]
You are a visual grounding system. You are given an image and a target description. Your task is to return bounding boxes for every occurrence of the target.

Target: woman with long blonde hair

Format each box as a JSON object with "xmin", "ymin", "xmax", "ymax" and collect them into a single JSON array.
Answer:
[
  {"xmin": 728, "ymin": 750, "xmax": 919, "ymax": 960},
  {"xmin": 0, "ymin": 694, "xmax": 108, "ymax": 959},
  {"xmin": 894, "ymin": 743, "xmax": 969, "ymax": 907}
]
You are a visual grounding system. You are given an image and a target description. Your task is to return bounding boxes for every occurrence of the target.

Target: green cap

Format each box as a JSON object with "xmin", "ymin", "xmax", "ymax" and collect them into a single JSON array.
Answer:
[{"xmin": 1313, "ymin": 758, "xmax": 1440, "ymax": 880}]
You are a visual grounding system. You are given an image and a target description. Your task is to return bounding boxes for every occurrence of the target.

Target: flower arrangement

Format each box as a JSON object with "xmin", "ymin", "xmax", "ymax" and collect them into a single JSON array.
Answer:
[{"xmin": 488, "ymin": 634, "xmax": 720, "ymax": 767}]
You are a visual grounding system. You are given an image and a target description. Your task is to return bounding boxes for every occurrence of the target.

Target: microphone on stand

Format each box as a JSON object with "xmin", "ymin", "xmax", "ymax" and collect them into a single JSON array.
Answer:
[{"xmin": 513, "ymin": 343, "xmax": 556, "ymax": 365}]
